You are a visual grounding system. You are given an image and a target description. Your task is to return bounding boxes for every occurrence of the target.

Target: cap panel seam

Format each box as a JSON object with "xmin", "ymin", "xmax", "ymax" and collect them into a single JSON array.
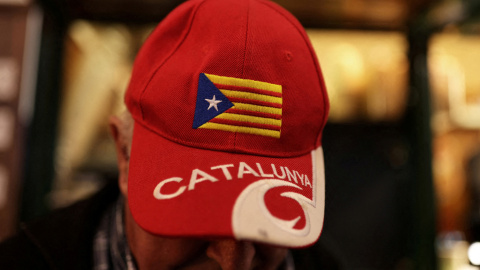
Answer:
[
  {"xmin": 235, "ymin": 0, "xmax": 251, "ymax": 150},
  {"xmin": 138, "ymin": 0, "xmax": 207, "ymax": 120},
  {"xmin": 257, "ymin": 0, "xmax": 329, "ymax": 147},
  {"xmin": 240, "ymin": 0, "xmax": 250, "ymax": 79}
]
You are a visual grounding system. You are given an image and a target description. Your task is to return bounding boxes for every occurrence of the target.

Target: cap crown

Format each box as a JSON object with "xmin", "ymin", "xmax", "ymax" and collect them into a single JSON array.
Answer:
[{"xmin": 125, "ymin": 0, "xmax": 329, "ymax": 157}]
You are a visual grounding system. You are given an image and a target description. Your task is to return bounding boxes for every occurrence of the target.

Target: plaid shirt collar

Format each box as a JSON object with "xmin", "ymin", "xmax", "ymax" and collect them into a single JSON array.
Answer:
[{"xmin": 93, "ymin": 196, "xmax": 137, "ymax": 270}]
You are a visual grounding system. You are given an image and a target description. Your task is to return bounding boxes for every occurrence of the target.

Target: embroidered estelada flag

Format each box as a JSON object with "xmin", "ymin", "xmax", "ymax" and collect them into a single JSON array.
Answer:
[{"xmin": 193, "ymin": 73, "xmax": 282, "ymax": 138}]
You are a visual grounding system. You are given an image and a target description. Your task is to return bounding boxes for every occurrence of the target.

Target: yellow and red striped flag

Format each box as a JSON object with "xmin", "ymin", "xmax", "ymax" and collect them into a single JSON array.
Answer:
[{"xmin": 193, "ymin": 73, "xmax": 282, "ymax": 138}]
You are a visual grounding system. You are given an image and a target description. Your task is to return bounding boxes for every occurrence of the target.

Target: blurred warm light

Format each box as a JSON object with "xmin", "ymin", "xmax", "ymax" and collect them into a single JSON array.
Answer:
[
  {"xmin": 59, "ymin": 20, "xmax": 132, "ymax": 172},
  {"xmin": 437, "ymin": 232, "xmax": 477, "ymax": 270},
  {"xmin": 307, "ymin": 30, "xmax": 408, "ymax": 122},
  {"xmin": 430, "ymin": 29, "xmax": 480, "ymax": 270},
  {"xmin": 429, "ymin": 31, "xmax": 480, "ymax": 236},
  {"xmin": 468, "ymin": 242, "xmax": 480, "ymax": 265},
  {"xmin": 53, "ymin": 21, "xmax": 153, "ymax": 207},
  {"xmin": 429, "ymin": 32, "xmax": 480, "ymax": 131}
]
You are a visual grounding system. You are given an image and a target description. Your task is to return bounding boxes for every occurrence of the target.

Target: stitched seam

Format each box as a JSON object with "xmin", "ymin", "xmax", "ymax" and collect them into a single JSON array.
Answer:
[
  {"xmin": 241, "ymin": 1, "xmax": 250, "ymax": 78},
  {"xmin": 235, "ymin": 0, "xmax": 251, "ymax": 149},
  {"xmin": 257, "ymin": 0, "xmax": 329, "ymax": 147},
  {"xmin": 138, "ymin": 0, "xmax": 207, "ymax": 119}
]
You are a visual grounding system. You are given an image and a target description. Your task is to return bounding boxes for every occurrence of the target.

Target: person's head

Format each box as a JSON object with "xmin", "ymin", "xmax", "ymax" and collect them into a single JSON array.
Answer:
[
  {"xmin": 110, "ymin": 110, "xmax": 291, "ymax": 269},
  {"xmin": 110, "ymin": 0, "xmax": 329, "ymax": 268}
]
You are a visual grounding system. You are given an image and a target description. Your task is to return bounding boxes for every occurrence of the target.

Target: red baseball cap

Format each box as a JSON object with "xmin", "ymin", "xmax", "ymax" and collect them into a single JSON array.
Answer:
[{"xmin": 125, "ymin": 0, "xmax": 329, "ymax": 248}]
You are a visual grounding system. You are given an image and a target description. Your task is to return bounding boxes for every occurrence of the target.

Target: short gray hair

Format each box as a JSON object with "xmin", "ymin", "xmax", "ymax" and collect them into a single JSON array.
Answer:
[{"xmin": 117, "ymin": 110, "xmax": 134, "ymax": 158}]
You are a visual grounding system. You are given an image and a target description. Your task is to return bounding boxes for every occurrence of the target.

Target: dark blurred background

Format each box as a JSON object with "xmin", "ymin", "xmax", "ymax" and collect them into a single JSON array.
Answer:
[{"xmin": 2, "ymin": 0, "xmax": 480, "ymax": 269}]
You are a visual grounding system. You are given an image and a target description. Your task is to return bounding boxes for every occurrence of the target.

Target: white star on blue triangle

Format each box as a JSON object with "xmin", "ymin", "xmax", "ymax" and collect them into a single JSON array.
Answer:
[
  {"xmin": 193, "ymin": 73, "xmax": 234, "ymax": 129},
  {"xmin": 205, "ymin": 95, "xmax": 222, "ymax": 111}
]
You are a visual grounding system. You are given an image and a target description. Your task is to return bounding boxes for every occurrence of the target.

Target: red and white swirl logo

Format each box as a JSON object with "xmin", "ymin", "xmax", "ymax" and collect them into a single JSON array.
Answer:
[{"xmin": 232, "ymin": 147, "xmax": 325, "ymax": 247}]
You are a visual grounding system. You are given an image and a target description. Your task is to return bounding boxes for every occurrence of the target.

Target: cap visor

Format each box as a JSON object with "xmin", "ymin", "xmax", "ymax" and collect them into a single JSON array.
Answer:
[{"xmin": 128, "ymin": 122, "xmax": 325, "ymax": 248}]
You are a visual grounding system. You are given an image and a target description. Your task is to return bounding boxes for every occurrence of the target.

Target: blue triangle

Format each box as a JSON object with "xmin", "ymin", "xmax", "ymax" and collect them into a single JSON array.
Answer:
[{"xmin": 193, "ymin": 73, "xmax": 234, "ymax": 129}]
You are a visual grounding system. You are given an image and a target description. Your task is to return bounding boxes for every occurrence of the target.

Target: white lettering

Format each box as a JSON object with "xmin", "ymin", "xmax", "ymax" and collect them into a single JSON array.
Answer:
[
  {"xmin": 152, "ymin": 163, "xmax": 312, "ymax": 200},
  {"xmin": 189, "ymin": 169, "xmax": 218, "ymax": 190},
  {"xmin": 256, "ymin": 163, "xmax": 273, "ymax": 177},
  {"xmin": 272, "ymin": 164, "xmax": 286, "ymax": 179},
  {"xmin": 211, "ymin": 164, "xmax": 234, "ymax": 180},
  {"xmin": 285, "ymin": 167, "xmax": 298, "ymax": 184},
  {"xmin": 153, "ymin": 177, "xmax": 186, "ymax": 200},
  {"xmin": 304, "ymin": 174, "xmax": 312, "ymax": 188},
  {"xmin": 295, "ymin": 171, "xmax": 305, "ymax": 185},
  {"xmin": 238, "ymin": 162, "xmax": 260, "ymax": 179}
]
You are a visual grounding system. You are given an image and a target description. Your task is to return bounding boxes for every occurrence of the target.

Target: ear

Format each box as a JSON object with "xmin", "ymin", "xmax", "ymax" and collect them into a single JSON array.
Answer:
[{"xmin": 109, "ymin": 115, "xmax": 129, "ymax": 197}]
